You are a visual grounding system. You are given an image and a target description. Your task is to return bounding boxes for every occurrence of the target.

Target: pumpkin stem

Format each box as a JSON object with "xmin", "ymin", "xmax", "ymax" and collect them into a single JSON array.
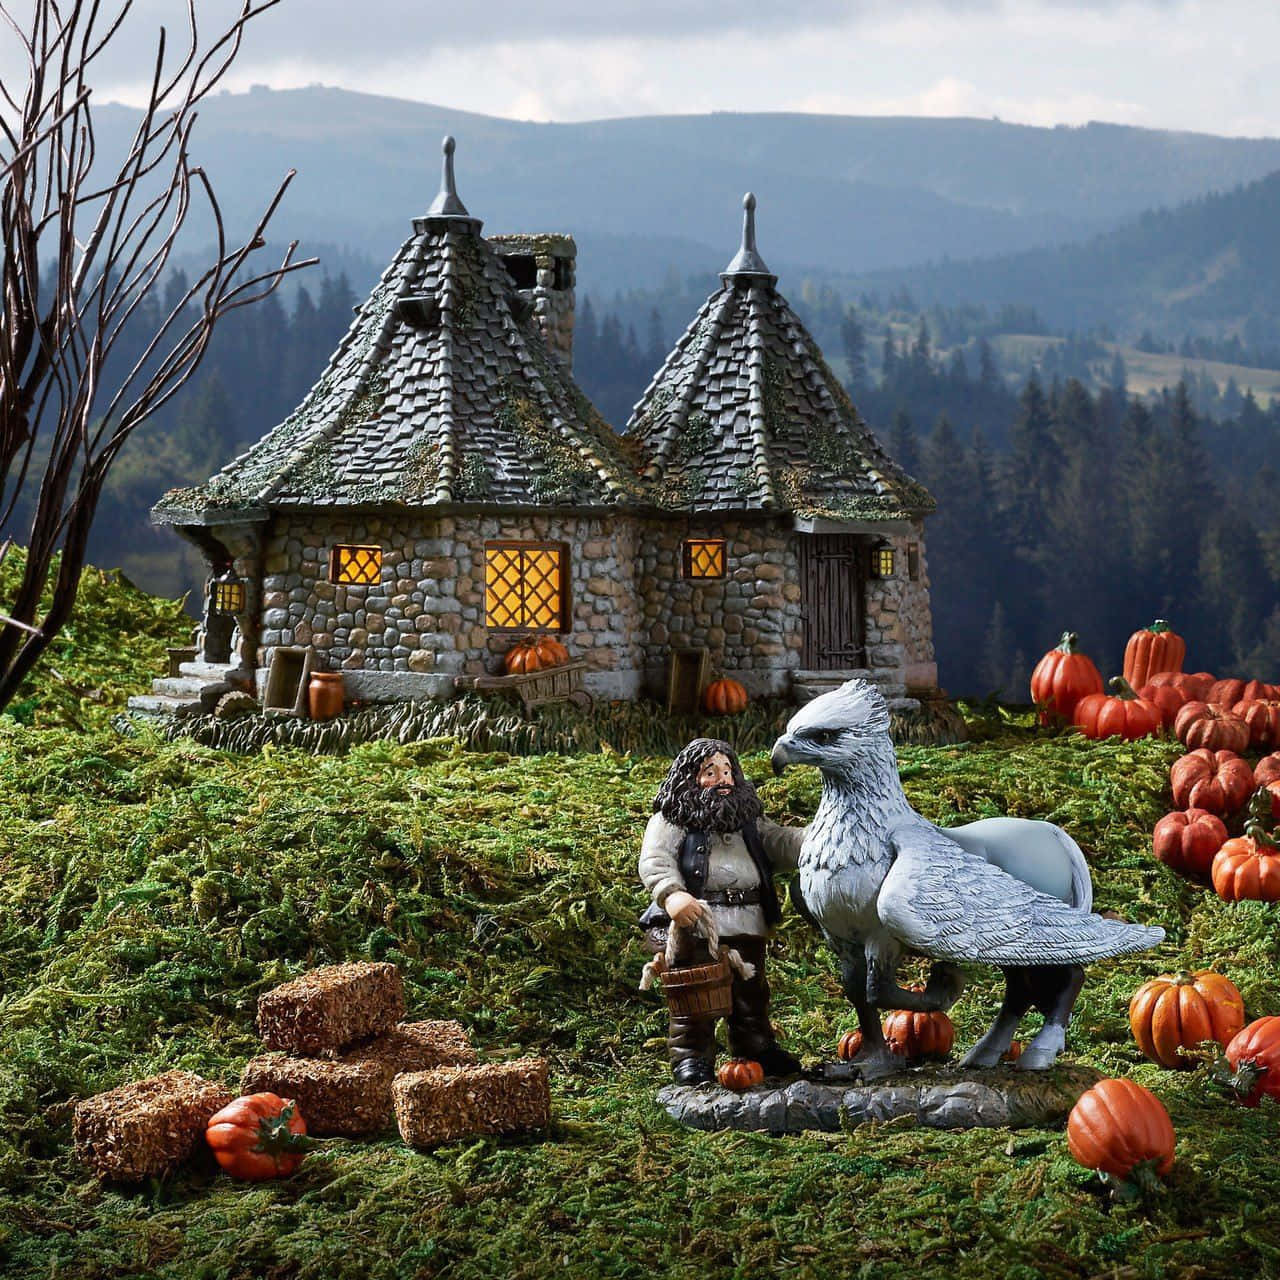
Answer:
[
  {"xmin": 256, "ymin": 1103, "xmax": 327, "ymax": 1157},
  {"xmin": 1172, "ymin": 970, "xmax": 1194, "ymax": 986},
  {"xmin": 1126, "ymin": 1160, "xmax": 1167, "ymax": 1199},
  {"xmin": 1243, "ymin": 791, "xmax": 1280, "ymax": 850},
  {"xmin": 1056, "ymin": 631, "xmax": 1080, "ymax": 654},
  {"xmin": 1107, "ymin": 676, "xmax": 1140, "ymax": 701},
  {"xmin": 1149, "ymin": 619, "xmax": 1172, "ymax": 634}
]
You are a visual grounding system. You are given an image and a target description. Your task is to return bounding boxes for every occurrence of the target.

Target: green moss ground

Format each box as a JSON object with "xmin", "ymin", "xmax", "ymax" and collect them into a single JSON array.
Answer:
[{"xmin": 1, "ymin": 571, "xmax": 1278, "ymax": 1278}]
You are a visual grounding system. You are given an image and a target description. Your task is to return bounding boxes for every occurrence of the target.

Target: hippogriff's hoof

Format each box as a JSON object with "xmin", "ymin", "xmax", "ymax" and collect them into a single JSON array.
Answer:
[
  {"xmin": 755, "ymin": 1046, "xmax": 803, "ymax": 1079},
  {"xmin": 807, "ymin": 1060, "xmax": 861, "ymax": 1084}
]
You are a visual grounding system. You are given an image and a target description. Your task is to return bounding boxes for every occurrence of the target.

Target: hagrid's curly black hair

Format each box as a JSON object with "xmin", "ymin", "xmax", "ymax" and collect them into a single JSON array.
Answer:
[{"xmin": 652, "ymin": 737, "xmax": 763, "ymax": 834}]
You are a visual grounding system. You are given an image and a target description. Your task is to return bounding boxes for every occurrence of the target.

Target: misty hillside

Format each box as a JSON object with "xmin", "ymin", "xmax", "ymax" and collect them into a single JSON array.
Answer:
[
  {"xmin": 96, "ymin": 86, "xmax": 1280, "ymax": 297},
  {"xmin": 850, "ymin": 169, "xmax": 1280, "ymax": 343}
]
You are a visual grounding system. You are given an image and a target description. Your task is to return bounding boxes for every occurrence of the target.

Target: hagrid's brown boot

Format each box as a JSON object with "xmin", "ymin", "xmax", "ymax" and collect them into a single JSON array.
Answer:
[
  {"xmin": 725, "ymin": 936, "xmax": 801, "ymax": 1078},
  {"xmin": 668, "ymin": 1014, "xmax": 718, "ymax": 1084}
]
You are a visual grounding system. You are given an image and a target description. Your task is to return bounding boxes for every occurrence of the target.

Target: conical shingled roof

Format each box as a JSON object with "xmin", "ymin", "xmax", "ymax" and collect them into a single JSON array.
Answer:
[
  {"xmin": 154, "ymin": 138, "xmax": 640, "ymax": 524},
  {"xmin": 626, "ymin": 194, "xmax": 934, "ymax": 521}
]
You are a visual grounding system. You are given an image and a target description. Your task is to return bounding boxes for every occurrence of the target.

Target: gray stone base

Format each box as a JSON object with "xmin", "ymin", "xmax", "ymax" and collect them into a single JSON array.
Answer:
[{"xmin": 656, "ymin": 1062, "xmax": 1102, "ymax": 1134}]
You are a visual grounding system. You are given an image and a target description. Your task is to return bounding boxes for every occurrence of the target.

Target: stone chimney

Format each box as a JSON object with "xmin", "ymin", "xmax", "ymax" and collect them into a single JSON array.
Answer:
[{"xmin": 487, "ymin": 233, "xmax": 576, "ymax": 372}]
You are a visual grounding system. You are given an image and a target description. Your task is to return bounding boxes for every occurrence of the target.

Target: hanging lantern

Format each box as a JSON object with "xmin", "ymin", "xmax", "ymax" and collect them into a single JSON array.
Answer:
[
  {"xmin": 211, "ymin": 565, "xmax": 246, "ymax": 615},
  {"xmin": 870, "ymin": 539, "xmax": 896, "ymax": 579}
]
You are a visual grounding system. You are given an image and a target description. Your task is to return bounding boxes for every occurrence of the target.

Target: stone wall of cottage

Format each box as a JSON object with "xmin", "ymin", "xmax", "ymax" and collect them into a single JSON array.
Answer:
[
  {"xmin": 636, "ymin": 518, "xmax": 805, "ymax": 698},
  {"xmin": 254, "ymin": 511, "xmax": 644, "ymax": 700},
  {"xmin": 862, "ymin": 521, "xmax": 937, "ymax": 690}
]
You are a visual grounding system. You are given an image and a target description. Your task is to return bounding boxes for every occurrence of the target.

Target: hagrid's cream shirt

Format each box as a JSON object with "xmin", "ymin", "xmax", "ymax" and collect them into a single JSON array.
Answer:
[{"xmin": 639, "ymin": 812, "xmax": 805, "ymax": 938}]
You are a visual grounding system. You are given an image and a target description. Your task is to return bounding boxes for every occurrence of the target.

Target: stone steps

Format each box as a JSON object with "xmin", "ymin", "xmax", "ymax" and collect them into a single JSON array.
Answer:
[
  {"xmin": 126, "ymin": 692, "xmax": 200, "ymax": 718},
  {"xmin": 791, "ymin": 669, "xmax": 909, "ymax": 706},
  {"xmin": 152, "ymin": 675, "xmax": 209, "ymax": 698},
  {"xmin": 178, "ymin": 660, "xmax": 236, "ymax": 681}
]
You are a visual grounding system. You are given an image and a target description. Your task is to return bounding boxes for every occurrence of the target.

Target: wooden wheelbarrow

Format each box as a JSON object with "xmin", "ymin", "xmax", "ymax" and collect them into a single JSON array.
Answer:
[{"xmin": 455, "ymin": 658, "xmax": 594, "ymax": 713}]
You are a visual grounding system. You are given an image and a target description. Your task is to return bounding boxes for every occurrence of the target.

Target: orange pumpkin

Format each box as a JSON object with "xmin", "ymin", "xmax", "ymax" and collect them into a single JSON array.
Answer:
[
  {"xmin": 1169, "ymin": 749, "xmax": 1253, "ymax": 815},
  {"xmin": 1224, "ymin": 1016, "xmax": 1280, "ymax": 1108},
  {"xmin": 205, "ymin": 1093, "xmax": 315, "ymax": 1181},
  {"xmin": 1030, "ymin": 631, "xmax": 1104, "ymax": 723},
  {"xmin": 1067, "ymin": 1079, "xmax": 1175, "ymax": 1185},
  {"xmin": 1138, "ymin": 681, "xmax": 1189, "ymax": 731},
  {"xmin": 1147, "ymin": 670, "xmax": 1215, "ymax": 701},
  {"xmin": 1072, "ymin": 677, "xmax": 1162, "ymax": 741},
  {"xmin": 717, "ymin": 1058, "xmax": 765, "ymax": 1091},
  {"xmin": 1123, "ymin": 620, "xmax": 1185, "ymax": 690},
  {"xmin": 837, "ymin": 1030, "xmax": 864, "ymax": 1061},
  {"xmin": 1003, "ymin": 1040, "xmax": 1024, "ymax": 1063},
  {"xmin": 1128, "ymin": 971, "xmax": 1245, "ymax": 1069},
  {"xmin": 1152, "ymin": 808, "xmax": 1228, "ymax": 880},
  {"xmin": 1206, "ymin": 677, "xmax": 1271, "ymax": 707},
  {"xmin": 1232, "ymin": 699, "xmax": 1280, "ymax": 749},
  {"xmin": 1257, "ymin": 754, "xmax": 1280, "ymax": 788},
  {"xmin": 1212, "ymin": 813, "xmax": 1280, "ymax": 902},
  {"xmin": 533, "ymin": 634, "xmax": 570, "ymax": 668},
  {"xmin": 504, "ymin": 636, "xmax": 545, "ymax": 675},
  {"xmin": 1174, "ymin": 702, "xmax": 1251, "ymax": 754},
  {"xmin": 703, "ymin": 677, "xmax": 749, "ymax": 716},
  {"xmin": 882, "ymin": 1010, "xmax": 954, "ymax": 1061}
]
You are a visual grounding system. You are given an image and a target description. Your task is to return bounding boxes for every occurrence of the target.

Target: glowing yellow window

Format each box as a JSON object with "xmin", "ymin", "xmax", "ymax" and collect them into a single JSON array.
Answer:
[
  {"xmin": 485, "ymin": 542, "xmax": 567, "ymax": 630},
  {"xmin": 682, "ymin": 538, "xmax": 726, "ymax": 579},
  {"xmin": 329, "ymin": 544, "xmax": 383, "ymax": 586}
]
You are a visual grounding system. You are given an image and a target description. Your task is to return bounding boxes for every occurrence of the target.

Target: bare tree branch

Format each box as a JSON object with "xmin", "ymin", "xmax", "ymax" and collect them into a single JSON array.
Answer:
[{"xmin": 0, "ymin": 0, "xmax": 314, "ymax": 710}]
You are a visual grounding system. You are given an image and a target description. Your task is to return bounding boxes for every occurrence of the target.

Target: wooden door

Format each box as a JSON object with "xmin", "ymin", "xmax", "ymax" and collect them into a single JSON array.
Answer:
[{"xmin": 797, "ymin": 535, "xmax": 866, "ymax": 669}]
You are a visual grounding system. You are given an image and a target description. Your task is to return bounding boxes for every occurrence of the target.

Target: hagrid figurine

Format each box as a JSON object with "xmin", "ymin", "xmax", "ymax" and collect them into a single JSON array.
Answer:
[
  {"xmin": 770, "ymin": 679, "xmax": 1165, "ymax": 1080},
  {"xmin": 638, "ymin": 738, "xmax": 806, "ymax": 1084}
]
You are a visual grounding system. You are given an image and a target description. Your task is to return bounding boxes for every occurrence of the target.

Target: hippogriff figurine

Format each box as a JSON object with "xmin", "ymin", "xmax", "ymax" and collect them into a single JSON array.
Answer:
[
  {"xmin": 638, "ymin": 738, "xmax": 805, "ymax": 1084},
  {"xmin": 770, "ymin": 679, "xmax": 1165, "ymax": 1079}
]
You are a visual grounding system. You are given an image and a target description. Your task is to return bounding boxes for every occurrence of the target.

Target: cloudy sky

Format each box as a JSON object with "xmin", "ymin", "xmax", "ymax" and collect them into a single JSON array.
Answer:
[{"xmin": 10, "ymin": 0, "xmax": 1279, "ymax": 137}]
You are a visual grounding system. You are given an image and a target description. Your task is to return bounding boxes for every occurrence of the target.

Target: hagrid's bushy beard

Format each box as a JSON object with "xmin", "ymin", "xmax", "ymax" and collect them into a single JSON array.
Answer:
[{"xmin": 654, "ymin": 737, "xmax": 764, "ymax": 834}]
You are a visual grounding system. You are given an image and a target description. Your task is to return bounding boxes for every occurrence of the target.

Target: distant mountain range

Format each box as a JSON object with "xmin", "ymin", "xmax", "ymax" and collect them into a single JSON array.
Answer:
[{"xmin": 99, "ymin": 86, "xmax": 1280, "ymax": 308}]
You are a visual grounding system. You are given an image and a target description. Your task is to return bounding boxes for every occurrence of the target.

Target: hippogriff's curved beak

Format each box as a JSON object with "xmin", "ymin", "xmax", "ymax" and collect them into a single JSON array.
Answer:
[{"xmin": 770, "ymin": 735, "xmax": 793, "ymax": 776}]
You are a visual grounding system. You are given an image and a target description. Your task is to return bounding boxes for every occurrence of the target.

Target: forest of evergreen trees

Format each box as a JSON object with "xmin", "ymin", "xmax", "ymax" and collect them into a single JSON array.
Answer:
[{"xmin": 34, "ymin": 275, "xmax": 1280, "ymax": 701}]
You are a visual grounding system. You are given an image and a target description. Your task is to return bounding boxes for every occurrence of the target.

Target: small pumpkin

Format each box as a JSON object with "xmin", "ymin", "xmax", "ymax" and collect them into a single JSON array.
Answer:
[
  {"xmin": 1147, "ymin": 670, "xmax": 1215, "ymax": 702},
  {"xmin": 882, "ymin": 1009, "xmax": 954, "ymax": 1061},
  {"xmin": 532, "ymin": 634, "xmax": 570, "ymax": 668},
  {"xmin": 1072, "ymin": 677, "xmax": 1162, "ymax": 741},
  {"xmin": 1206, "ymin": 677, "xmax": 1272, "ymax": 707},
  {"xmin": 837, "ymin": 1029, "xmax": 864, "ymax": 1061},
  {"xmin": 1169, "ymin": 748, "xmax": 1253, "ymax": 815},
  {"xmin": 1232, "ymin": 699, "xmax": 1280, "ymax": 749},
  {"xmin": 1211, "ymin": 791, "xmax": 1280, "ymax": 902},
  {"xmin": 1030, "ymin": 631, "xmax": 1104, "ymax": 723},
  {"xmin": 205, "ymin": 1093, "xmax": 317, "ymax": 1181},
  {"xmin": 1066, "ymin": 1079, "xmax": 1175, "ymax": 1187},
  {"xmin": 1123, "ymin": 619, "xmax": 1186, "ymax": 690},
  {"xmin": 703, "ymin": 676, "xmax": 749, "ymax": 716},
  {"xmin": 1174, "ymin": 701, "xmax": 1251, "ymax": 754},
  {"xmin": 503, "ymin": 635, "xmax": 545, "ymax": 675},
  {"xmin": 717, "ymin": 1058, "xmax": 765, "ymax": 1091},
  {"xmin": 1128, "ymin": 970, "xmax": 1245, "ymax": 1070},
  {"xmin": 1152, "ymin": 808, "xmax": 1228, "ymax": 880},
  {"xmin": 1138, "ymin": 681, "xmax": 1189, "ymax": 731},
  {"xmin": 1257, "ymin": 753, "xmax": 1280, "ymax": 788},
  {"xmin": 1223, "ymin": 1016, "xmax": 1280, "ymax": 1108},
  {"xmin": 1003, "ymin": 1040, "xmax": 1024, "ymax": 1063}
]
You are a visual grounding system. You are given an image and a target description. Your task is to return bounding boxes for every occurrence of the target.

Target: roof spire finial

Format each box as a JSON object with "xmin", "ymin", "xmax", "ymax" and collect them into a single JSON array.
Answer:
[
  {"xmin": 721, "ymin": 190, "xmax": 775, "ymax": 283},
  {"xmin": 427, "ymin": 134, "xmax": 470, "ymax": 218}
]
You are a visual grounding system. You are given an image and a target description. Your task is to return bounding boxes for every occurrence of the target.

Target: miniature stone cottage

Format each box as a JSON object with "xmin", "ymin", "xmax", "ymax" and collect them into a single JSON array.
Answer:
[{"xmin": 140, "ymin": 139, "xmax": 938, "ymax": 715}]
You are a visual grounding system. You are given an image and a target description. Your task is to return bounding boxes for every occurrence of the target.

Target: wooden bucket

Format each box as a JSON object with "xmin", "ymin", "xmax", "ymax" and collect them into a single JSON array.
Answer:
[{"xmin": 661, "ymin": 954, "xmax": 733, "ymax": 1019}]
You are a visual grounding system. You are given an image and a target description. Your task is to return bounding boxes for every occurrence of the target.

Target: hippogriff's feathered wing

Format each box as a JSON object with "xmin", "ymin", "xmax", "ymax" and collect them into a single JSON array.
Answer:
[{"xmin": 878, "ymin": 818, "xmax": 1165, "ymax": 966}]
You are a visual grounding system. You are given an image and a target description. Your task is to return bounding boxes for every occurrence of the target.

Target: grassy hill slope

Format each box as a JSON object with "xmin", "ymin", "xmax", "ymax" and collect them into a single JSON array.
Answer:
[{"xmin": 0, "ymin": 570, "xmax": 1278, "ymax": 1278}]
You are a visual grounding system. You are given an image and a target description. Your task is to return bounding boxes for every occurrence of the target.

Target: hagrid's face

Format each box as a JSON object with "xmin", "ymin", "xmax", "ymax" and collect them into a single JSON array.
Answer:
[{"xmin": 697, "ymin": 752, "xmax": 735, "ymax": 794}]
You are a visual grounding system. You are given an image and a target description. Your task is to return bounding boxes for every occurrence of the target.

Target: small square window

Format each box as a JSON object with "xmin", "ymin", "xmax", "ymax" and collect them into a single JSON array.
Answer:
[
  {"xmin": 869, "ymin": 541, "xmax": 896, "ymax": 580},
  {"xmin": 682, "ymin": 539, "xmax": 726, "ymax": 579},
  {"xmin": 329, "ymin": 544, "xmax": 383, "ymax": 586}
]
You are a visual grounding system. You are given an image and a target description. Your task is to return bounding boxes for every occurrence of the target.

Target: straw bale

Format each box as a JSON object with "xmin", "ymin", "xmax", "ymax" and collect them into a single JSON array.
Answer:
[
  {"xmin": 241, "ymin": 1054, "xmax": 394, "ymax": 1137},
  {"xmin": 73, "ymin": 1070, "xmax": 232, "ymax": 1182},
  {"xmin": 341, "ymin": 1020, "xmax": 477, "ymax": 1074},
  {"xmin": 257, "ymin": 961, "xmax": 405, "ymax": 1055},
  {"xmin": 393, "ymin": 1058, "xmax": 550, "ymax": 1148}
]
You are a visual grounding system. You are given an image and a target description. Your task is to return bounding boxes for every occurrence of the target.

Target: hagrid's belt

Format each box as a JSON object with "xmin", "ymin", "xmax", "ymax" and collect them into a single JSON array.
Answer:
[{"xmin": 699, "ymin": 887, "xmax": 763, "ymax": 907}]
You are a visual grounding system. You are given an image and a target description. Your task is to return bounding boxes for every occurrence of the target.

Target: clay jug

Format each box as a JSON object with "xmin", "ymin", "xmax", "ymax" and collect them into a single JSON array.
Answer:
[{"xmin": 308, "ymin": 671, "xmax": 344, "ymax": 720}]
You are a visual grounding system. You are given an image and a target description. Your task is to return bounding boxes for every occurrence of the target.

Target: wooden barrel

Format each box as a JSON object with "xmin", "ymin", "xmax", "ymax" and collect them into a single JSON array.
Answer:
[{"xmin": 662, "ymin": 955, "xmax": 732, "ymax": 1019}]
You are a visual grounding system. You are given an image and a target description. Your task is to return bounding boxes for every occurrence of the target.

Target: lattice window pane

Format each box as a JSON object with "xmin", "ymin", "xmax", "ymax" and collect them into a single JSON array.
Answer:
[
  {"xmin": 485, "ymin": 544, "xmax": 566, "ymax": 629},
  {"xmin": 330, "ymin": 544, "xmax": 383, "ymax": 586},
  {"xmin": 683, "ymin": 538, "xmax": 726, "ymax": 579}
]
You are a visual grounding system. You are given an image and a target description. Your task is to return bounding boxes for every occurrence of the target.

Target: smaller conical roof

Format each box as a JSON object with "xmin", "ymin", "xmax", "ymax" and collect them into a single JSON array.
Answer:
[{"xmin": 626, "ymin": 194, "xmax": 933, "ymax": 521}]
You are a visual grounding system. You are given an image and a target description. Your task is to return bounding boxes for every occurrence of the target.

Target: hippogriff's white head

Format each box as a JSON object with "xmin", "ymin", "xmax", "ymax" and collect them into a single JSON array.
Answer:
[{"xmin": 770, "ymin": 678, "xmax": 891, "ymax": 776}]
